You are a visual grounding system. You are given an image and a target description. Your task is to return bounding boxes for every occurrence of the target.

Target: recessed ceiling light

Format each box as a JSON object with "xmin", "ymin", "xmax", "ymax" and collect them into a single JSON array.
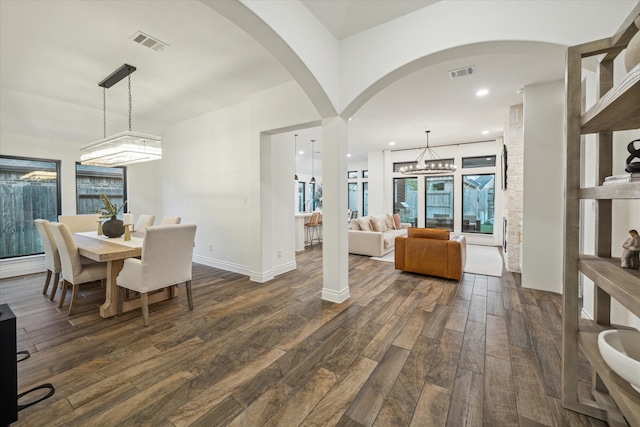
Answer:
[
  {"xmin": 476, "ymin": 89, "xmax": 489, "ymax": 97},
  {"xmin": 298, "ymin": 150, "xmax": 304, "ymax": 155},
  {"xmin": 482, "ymin": 130, "xmax": 489, "ymax": 135},
  {"xmin": 389, "ymin": 141, "xmax": 396, "ymax": 146},
  {"xmin": 347, "ymin": 153, "xmax": 351, "ymax": 157}
]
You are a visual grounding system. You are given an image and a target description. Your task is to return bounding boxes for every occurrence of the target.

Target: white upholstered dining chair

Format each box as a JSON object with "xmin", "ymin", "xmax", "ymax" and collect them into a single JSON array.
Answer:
[
  {"xmin": 58, "ymin": 214, "xmax": 99, "ymax": 233},
  {"xmin": 116, "ymin": 224, "xmax": 197, "ymax": 326},
  {"xmin": 34, "ymin": 219, "xmax": 62, "ymax": 300},
  {"xmin": 48, "ymin": 222, "xmax": 107, "ymax": 315},
  {"xmin": 133, "ymin": 214, "xmax": 155, "ymax": 233},
  {"xmin": 159, "ymin": 216, "xmax": 181, "ymax": 225}
]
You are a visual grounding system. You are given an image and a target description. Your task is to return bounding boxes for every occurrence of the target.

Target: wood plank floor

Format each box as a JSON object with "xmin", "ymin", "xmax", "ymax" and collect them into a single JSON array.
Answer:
[{"xmin": 2, "ymin": 245, "xmax": 608, "ymax": 426}]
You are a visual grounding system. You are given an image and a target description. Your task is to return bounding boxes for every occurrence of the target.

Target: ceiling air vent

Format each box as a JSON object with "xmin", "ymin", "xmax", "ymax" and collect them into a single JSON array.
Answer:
[
  {"xmin": 130, "ymin": 31, "xmax": 168, "ymax": 52},
  {"xmin": 449, "ymin": 65, "xmax": 475, "ymax": 79}
]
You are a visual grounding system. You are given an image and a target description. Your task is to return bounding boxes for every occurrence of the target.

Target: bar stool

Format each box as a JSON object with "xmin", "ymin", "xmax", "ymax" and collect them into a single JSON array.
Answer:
[{"xmin": 304, "ymin": 212, "xmax": 321, "ymax": 245}]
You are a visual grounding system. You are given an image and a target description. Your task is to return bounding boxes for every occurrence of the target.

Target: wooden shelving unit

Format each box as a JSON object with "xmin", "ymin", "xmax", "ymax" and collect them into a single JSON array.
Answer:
[{"xmin": 562, "ymin": 4, "xmax": 640, "ymax": 427}]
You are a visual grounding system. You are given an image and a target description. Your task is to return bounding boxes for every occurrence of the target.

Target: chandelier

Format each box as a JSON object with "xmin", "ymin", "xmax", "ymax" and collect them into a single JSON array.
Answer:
[
  {"xmin": 81, "ymin": 64, "xmax": 162, "ymax": 167},
  {"xmin": 399, "ymin": 130, "xmax": 456, "ymax": 175}
]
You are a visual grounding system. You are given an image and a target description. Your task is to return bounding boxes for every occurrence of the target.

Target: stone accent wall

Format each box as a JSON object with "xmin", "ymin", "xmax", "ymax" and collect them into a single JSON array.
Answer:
[{"xmin": 504, "ymin": 104, "xmax": 524, "ymax": 272}]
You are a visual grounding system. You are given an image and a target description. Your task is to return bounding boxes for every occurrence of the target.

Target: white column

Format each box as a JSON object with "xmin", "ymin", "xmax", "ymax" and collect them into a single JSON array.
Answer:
[
  {"xmin": 252, "ymin": 132, "xmax": 274, "ymax": 283},
  {"xmin": 321, "ymin": 116, "xmax": 350, "ymax": 303}
]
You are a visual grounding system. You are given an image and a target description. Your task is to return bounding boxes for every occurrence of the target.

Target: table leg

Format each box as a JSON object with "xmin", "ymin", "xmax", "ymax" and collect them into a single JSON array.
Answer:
[{"xmin": 100, "ymin": 259, "xmax": 124, "ymax": 318}]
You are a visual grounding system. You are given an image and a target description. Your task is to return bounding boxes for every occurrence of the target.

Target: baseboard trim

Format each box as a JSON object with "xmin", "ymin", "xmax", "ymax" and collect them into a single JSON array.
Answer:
[
  {"xmin": 321, "ymin": 286, "xmax": 350, "ymax": 304},
  {"xmin": 192, "ymin": 255, "xmax": 250, "ymax": 277},
  {"xmin": 192, "ymin": 255, "xmax": 295, "ymax": 283},
  {"xmin": 273, "ymin": 261, "xmax": 296, "ymax": 277},
  {"xmin": 0, "ymin": 255, "xmax": 46, "ymax": 279}
]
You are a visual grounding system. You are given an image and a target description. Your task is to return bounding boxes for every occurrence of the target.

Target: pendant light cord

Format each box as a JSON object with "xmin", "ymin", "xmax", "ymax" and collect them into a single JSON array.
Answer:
[
  {"xmin": 103, "ymin": 87, "xmax": 107, "ymax": 139},
  {"xmin": 128, "ymin": 74, "xmax": 132, "ymax": 132}
]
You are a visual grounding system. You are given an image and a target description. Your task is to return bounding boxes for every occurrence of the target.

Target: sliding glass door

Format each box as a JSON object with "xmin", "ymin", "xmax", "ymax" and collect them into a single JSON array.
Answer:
[
  {"xmin": 393, "ymin": 177, "xmax": 418, "ymax": 227},
  {"xmin": 462, "ymin": 174, "xmax": 495, "ymax": 233},
  {"xmin": 425, "ymin": 175, "xmax": 454, "ymax": 230}
]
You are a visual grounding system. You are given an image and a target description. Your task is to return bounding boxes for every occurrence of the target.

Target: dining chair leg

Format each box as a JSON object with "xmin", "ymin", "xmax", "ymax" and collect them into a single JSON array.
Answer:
[
  {"xmin": 42, "ymin": 270, "xmax": 52, "ymax": 295},
  {"xmin": 141, "ymin": 293, "xmax": 150, "ymax": 327},
  {"xmin": 186, "ymin": 280, "xmax": 193, "ymax": 310},
  {"xmin": 58, "ymin": 280, "xmax": 69, "ymax": 309},
  {"xmin": 68, "ymin": 284, "xmax": 79, "ymax": 316},
  {"xmin": 49, "ymin": 273, "xmax": 60, "ymax": 301}
]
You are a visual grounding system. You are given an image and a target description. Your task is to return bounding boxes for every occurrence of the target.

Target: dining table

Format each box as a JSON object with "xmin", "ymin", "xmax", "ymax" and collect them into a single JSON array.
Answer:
[{"xmin": 73, "ymin": 231, "xmax": 175, "ymax": 318}]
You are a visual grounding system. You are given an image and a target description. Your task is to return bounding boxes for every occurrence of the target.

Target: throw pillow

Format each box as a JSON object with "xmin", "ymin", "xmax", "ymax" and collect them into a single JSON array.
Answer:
[
  {"xmin": 375, "ymin": 215, "xmax": 389, "ymax": 232},
  {"xmin": 370, "ymin": 216, "xmax": 384, "ymax": 232},
  {"xmin": 350, "ymin": 219, "xmax": 362, "ymax": 230},
  {"xmin": 385, "ymin": 214, "xmax": 396, "ymax": 230},
  {"xmin": 357, "ymin": 217, "xmax": 373, "ymax": 231},
  {"xmin": 408, "ymin": 227, "xmax": 450, "ymax": 240},
  {"xmin": 392, "ymin": 213, "xmax": 401, "ymax": 230}
]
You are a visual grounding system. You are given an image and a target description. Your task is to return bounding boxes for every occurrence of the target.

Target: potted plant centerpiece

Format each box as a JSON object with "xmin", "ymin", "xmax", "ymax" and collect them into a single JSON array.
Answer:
[{"xmin": 98, "ymin": 193, "xmax": 127, "ymax": 238}]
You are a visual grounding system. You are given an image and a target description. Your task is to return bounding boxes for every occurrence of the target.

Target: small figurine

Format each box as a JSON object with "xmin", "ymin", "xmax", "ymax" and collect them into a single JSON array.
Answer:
[{"xmin": 621, "ymin": 229, "xmax": 640, "ymax": 269}]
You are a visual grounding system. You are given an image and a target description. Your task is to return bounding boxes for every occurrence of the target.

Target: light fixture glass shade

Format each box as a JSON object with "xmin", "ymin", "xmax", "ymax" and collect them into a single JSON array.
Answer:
[
  {"xmin": 80, "ymin": 131, "xmax": 162, "ymax": 167},
  {"xmin": 399, "ymin": 159, "xmax": 456, "ymax": 175}
]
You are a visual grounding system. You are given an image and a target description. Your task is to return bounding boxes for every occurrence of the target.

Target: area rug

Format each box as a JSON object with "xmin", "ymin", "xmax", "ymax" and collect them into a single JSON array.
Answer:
[
  {"xmin": 370, "ymin": 245, "xmax": 504, "ymax": 277},
  {"xmin": 464, "ymin": 245, "xmax": 503, "ymax": 277},
  {"xmin": 370, "ymin": 252, "xmax": 395, "ymax": 262}
]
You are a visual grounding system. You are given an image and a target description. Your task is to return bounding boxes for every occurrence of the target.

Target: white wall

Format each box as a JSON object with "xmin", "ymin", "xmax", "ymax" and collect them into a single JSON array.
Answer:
[
  {"xmin": 161, "ymin": 80, "xmax": 319, "ymax": 280},
  {"xmin": 521, "ymin": 79, "xmax": 565, "ymax": 293}
]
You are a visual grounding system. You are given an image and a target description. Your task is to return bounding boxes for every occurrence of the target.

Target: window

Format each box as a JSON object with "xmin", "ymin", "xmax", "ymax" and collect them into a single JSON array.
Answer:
[
  {"xmin": 462, "ymin": 174, "xmax": 495, "ymax": 234},
  {"xmin": 362, "ymin": 170, "xmax": 368, "ymax": 178},
  {"xmin": 348, "ymin": 183, "xmax": 358, "ymax": 214},
  {"xmin": 309, "ymin": 183, "xmax": 315, "ymax": 211},
  {"xmin": 393, "ymin": 177, "xmax": 418, "ymax": 227},
  {"xmin": 425, "ymin": 176, "xmax": 454, "ymax": 231},
  {"xmin": 76, "ymin": 164, "xmax": 127, "ymax": 217},
  {"xmin": 348, "ymin": 171, "xmax": 358, "ymax": 179},
  {"xmin": 309, "ymin": 183, "xmax": 322, "ymax": 211},
  {"xmin": 462, "ymin": 155, "xmax": 496, "ymax": 168},
  {"xmin": 298, "ymin": 181, "xmax": 306, "ymax": 212},
  {"xmin": 362, "ymin": 182, "xmax": 369, "ymax": 216},
  {"xmin": 0, "ymin": 156, "xmax": 61, "ymax": 259},
  {"xmin": 314, "ymin": 184, "xmax": 323, "ymax": 210}
]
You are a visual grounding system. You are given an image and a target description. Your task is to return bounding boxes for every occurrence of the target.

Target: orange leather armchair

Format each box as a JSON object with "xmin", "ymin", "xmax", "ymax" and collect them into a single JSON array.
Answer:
[{"xmin": 395, "ymin": 228, "xmax": 466, "ymax": 280}]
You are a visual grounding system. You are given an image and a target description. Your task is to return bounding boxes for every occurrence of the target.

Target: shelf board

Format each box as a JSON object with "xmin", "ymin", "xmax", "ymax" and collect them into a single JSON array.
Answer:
[
  {"xmin": 579, "ymin": 256, "xmax": 640, "ymax": 314},
  {"xmin": 580, "ymin": 64, "xmax": 640, "ymax": 134},
  {"xmin": 580, "ymin": 182, "xmax": 640, "ymax": 199},
  {"xmin": 577, "ymin": 328, "xmax": 640, "ymax": 427}
]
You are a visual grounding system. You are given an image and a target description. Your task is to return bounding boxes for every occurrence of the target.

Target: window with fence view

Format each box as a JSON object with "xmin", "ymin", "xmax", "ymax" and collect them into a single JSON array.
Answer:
[
  {"xmin": 462, "ymin": 174, "xmax": 495, "ymax": 234},
  {"xmin": 0, "ymin": 156, "xmax": 60, "ymax": 258},
  {"xmin": 425, "ymin": 176, "xmax": 454, "ymax": 231},
  {"xmin": 76, "ymin": 164, "xmax": 127, "ymax": 217}
]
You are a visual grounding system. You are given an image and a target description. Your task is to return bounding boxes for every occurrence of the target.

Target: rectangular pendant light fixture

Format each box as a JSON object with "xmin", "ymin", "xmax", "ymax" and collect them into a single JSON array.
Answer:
[{"xmin": 81, "ymin": 64, "xmax": 162, "ymax": 167}]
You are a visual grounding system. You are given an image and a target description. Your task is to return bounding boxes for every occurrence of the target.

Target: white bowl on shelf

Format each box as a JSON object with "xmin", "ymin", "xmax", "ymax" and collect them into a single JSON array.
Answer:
[{"xmin": 598, "ymin": 329, "xmax": 640, "ymax": 393}]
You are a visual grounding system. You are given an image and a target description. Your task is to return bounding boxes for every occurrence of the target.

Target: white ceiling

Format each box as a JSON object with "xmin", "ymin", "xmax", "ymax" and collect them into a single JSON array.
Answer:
[
  {"xmin": 1, "ymin": 0, "xmax": 566, "ymax": 162},
  {"xmin": 301, "ymin": 0, "xmax": 440, "ymax": 40}
]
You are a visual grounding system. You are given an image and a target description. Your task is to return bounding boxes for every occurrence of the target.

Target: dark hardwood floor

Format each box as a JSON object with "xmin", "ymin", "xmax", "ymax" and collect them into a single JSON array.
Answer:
[{"xmin": 2, "ymin": 245, "xmax": 607, "ymax": 426}]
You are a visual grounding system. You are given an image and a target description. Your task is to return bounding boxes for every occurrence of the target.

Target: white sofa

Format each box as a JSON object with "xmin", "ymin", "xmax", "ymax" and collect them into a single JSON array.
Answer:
[{"xmin": 348, "ymin": 214, "xmax": 410, "ymax": 257}]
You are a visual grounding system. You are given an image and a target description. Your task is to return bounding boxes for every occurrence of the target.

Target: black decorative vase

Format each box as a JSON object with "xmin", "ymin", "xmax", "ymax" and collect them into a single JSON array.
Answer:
[{"xmin": 102, "ymin": 216, "xmax": 125, "ymax": 238}]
